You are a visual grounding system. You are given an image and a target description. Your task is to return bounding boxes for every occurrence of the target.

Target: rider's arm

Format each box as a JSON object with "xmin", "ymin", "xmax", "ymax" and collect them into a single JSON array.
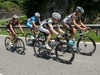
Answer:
[
  {"xmin": 48, "ymin": 24, "xmax": 59, "ymax": 35},
  {"xmin": 79, "ymin": 20, "xmax": 87, "ymax": 28},
  {"xmin": 71, "ymin": 15, "xmax": 82, "ymax": 30},
  {"xmin": 63, "ymin": 22, "xmax": 70, "ymax": 29},
  {"xmin": 32, "ymin": 22, "xmax": 38, "ymax": 28},
  {"xmin": 18, "ymin": 23, "xmax": 24, "ymax": 33},
  {"xmin": 31, "ymin": 17, "xmax": 38, "ymax": 28},
  {"xmin": 39, "ymin": 18, "xmax": 42, "ymax": 25},
  {"xmin": 63, "ymin": 18, "xmax": 70, "ymax": 29},
  {"xmin": 57, "ymin": 24, "xmax": 65, "ymax": 34}
]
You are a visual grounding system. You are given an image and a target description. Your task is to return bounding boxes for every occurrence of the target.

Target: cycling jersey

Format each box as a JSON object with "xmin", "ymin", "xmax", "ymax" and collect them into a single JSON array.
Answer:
[
  {"xmin": 6, "ymin": 19, "xmax": 19, "ymax": 32},
  {"xmin": 41, "ymin": 18, "xmax": 59, "ymax": 29},
  {"xmin": 63, "ymin": 12, "xmax": 80, "ymax": 25},
  {"xmin": 27, "ymin": 16, "xmax": 41, "ymax": 28},
  {"xmin": 40, "ymin": 18, "xmax": 59, "ymax": 33}
]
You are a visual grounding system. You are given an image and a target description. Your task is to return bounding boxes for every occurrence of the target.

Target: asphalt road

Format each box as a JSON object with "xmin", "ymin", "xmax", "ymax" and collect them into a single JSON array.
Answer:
[{"xmin": 0, "ymin": 35, "xmax": 100, "ymax": 75}]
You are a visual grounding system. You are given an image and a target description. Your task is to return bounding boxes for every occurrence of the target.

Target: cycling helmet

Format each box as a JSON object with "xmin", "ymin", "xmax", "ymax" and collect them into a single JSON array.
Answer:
[
  {"xmin": 12, "ymin": 14, "xmax": 18, "ymax": 18},
  {"xmin": 76, "ymin": 6, "xmax": 84, "ymax": 14},
  {"xmin": 35, "ymin": 12, "xmax": 40, "ymax": 17},
  {"xmin": 52, "ymin": 12, "xmax": 61, "ymax": 20}
]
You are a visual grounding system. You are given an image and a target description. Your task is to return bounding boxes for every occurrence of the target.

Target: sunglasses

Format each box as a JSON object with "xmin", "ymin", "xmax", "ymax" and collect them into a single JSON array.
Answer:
[{"xmin": 13, "ymin": 18, "xmax": 18, "ymax": 20}]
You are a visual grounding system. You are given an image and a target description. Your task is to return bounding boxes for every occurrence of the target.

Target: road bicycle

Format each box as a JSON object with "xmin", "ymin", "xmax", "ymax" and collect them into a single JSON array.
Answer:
[
  {"xmin": 5, "ymin": 33, "xmax": 25, "ymax": 54},
  {"xmin": 33, "ymin": 31, "xmax": 75, "ymax": 64},
  {"xmin": 66, "ymin": 29, "xmax": 96, "ymax": 55},
  {"xmin": 25, "ymin": 28, "xmax": 46, "ymax": 46}
]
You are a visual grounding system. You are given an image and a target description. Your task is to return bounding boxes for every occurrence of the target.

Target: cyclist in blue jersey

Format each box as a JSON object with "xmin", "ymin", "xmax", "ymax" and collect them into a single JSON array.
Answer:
[
  {"xmin": 6, "ymin": 15, "xmax": 24, "ymax": 46},
  {"xmin": 27, "ymin": 12, "xmax": 41, "ymax": 39}
]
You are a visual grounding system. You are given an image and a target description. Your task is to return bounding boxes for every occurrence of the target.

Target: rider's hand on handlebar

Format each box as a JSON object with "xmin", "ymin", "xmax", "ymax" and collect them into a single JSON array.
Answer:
[
  {"xmin": 57, "ymin": 34, "xmax": 62, "ymax": 39},
  {"xmin": 81, "ymin": 28, "xmax": 87, "ymax": 31}
]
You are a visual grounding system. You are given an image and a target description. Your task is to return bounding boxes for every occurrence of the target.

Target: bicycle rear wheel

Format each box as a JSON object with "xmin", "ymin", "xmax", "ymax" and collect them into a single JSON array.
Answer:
[
  {"xmin": 25, "ymin": 33, "xmax": 33, "ymax": 45},
  {"xmin": 5, "ymin": 37, "xmax": 12, "ymax": 51},
  {"xmin": 77, "ymin": 36, "xmax": 96, "ymax": 55},
  {"xmin": 15, "ymin": 38, "xmax": 25, "ymax": 54},
  {"xmin": 55, "ymin": 42, "xmax": 75, "ymax": 64}
]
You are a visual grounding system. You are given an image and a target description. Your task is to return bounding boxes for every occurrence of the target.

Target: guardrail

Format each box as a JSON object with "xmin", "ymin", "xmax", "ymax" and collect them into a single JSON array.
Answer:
[{"xmin": 0, "ymin": 24, "xmax": 100, "ymax": 36}]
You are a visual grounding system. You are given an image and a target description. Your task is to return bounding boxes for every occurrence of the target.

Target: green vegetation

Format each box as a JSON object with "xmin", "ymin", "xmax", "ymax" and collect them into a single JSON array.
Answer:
[
  {"xmin": 0, "ymin": 16, "xmax": 28, "ymax": 26},
  {"xmin": 22, "ymin": 0, "xmax": 100, "ymax": 23},
  {"xmin": 0, "ymin": 1, "xmax": 20, "ymax": 12},
  {"xmin": 0, "ymin": 28, "xmax": 100, "ymax": 42}
]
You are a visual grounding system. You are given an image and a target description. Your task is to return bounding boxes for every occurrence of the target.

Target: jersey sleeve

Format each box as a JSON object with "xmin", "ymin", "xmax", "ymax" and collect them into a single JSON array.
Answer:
[
  {"xmin": 9, "ymin": 20, "xmax": 13, "ymax": 25},
  {"xmin": 48, "ymin": 19, "xmax": 52, "ymax": 25},
  {"xmin": 31, "ymin": 17, "xmax": 35, "ymax": 23}
]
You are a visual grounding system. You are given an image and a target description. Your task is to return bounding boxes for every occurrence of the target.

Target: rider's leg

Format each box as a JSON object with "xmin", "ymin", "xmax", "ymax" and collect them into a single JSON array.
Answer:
[
  {"xmin": 40, "ymin": 27, "xmax": 51, "ymax": 49},
  {"xmin": 9, "ymin": 32, "xmax": 13, "ymax": 45},
  {"xmin": 32, "ymin": 25, "xmax": 37, "ymax": 37},
  {"xmin": 69, "ymin": 27, "xmax": 77, "ymax": 46},
  {"xmin": 70, "ymin": 27, "xmax": 77, "ymax": 40}
]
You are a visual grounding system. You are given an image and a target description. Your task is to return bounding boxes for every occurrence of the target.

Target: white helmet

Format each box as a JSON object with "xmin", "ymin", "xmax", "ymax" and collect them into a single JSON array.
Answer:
[
  {"xmin": 12, "ymin": 14, "xmax": 18, "ymax": 18},
  {"xmin": 35, "ymin": 12, "xmax": 40, "ymax": 17},
  {"xmin": 52, "ymin": 12, "xmax": 61, "ymax": 20},
  {"xmin": 76, "ymin": 6, "xmax": 84, "ymax": 14}
]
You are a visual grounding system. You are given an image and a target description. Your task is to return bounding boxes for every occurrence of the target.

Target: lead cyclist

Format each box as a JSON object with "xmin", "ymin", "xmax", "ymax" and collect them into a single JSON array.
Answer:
[{"xmin": 63, "ymin": 6, "xmax": 90, "ymax": 46}]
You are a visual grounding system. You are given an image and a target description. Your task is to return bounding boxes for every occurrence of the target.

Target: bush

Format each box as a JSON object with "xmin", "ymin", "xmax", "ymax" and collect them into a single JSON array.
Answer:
[
  {"xmin": 0, "ymin": 1, "xmax": 20, "ymax": 12},
  {"xmin": 0, "ymin": 16, "xmax": 28, "ymax": 26}
]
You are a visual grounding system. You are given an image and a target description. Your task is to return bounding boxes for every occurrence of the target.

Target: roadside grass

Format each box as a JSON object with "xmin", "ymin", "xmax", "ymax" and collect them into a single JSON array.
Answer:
[{"xmin": 0, "ymin": 28, "xmax": 100, "ymax": 42}]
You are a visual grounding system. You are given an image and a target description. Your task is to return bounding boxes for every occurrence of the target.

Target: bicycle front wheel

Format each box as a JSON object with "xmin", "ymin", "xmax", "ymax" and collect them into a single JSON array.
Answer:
[
  {"xmin": 77, "ymin": 36, "xmax": 96, "ymax": 55},
  {"xmin": 25, "ymin": 33, "xmax": 33, "ymax": 45},
  {"xmin": 33, "ymin": 40, "xmax": 48, "ymax": 57},
  {"xmin": 15, "ymin": 38, "xmax": 25, "ymax": 54},
  {"xmin": 55, "ymin": 42, "xmax": 75, "ymax": 64},
  {"xmin": 4, "ymin": 37, "xmax": 12, "ymax": 51}
]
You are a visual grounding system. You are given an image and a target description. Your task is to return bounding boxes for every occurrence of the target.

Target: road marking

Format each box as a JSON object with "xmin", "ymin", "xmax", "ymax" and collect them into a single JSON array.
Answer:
[{"xmin": 0, "ymin": 73, "xmax": 3, "ymax": 75}]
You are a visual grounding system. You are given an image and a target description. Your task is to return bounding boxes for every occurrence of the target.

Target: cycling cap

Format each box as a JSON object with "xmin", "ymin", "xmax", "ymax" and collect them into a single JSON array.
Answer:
[
  {"xmin": 12, "ymin": 14, "xmax": 18, "ymax": 18},
  {"xmin": 76, "ymin": 6, "xmax": 84, "ymax": 13},
  {"xmin": 35, "ymin": 12, "xmax": 40, "ymax": 17},
  {"xmin": 52, "ymin": 12, "xmax": 61, "ymax": 20}
]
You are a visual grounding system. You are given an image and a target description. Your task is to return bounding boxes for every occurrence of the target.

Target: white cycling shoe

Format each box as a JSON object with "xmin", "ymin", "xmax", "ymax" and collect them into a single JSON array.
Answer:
[{"xmin": 45, "ymin": 42, "xmax": 51, "ymax": 50}]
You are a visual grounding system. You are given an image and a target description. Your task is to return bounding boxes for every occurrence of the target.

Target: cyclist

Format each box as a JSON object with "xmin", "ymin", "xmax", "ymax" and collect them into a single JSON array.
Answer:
[
  {"xmin": 6, "ymin": 14, "xmax": 24, "ymax": 46},
  {"xmin": 63, "ymin": 6, "xmax": 90, "ymax": 46},
  {"xmin": 40, "ymin": 12, "xmax": 65, "ymax": 49},
  {"xmin": 27, "ymin": 12, "xmax": 41, "ymax": 39}
]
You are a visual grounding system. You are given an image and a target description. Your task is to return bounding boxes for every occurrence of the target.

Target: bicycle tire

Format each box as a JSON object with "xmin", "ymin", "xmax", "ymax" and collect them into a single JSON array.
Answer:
[
  {"xmin": 77, "ymin": 36, "xmax": 96, "ymax": 55},
  {"xmin": 55, "ymin": 42, "xmax": 75, "ymax": 64},
  {"xmin": 15, "ymin": 38, "xmax": 25, "ymax": 54},
  {"xmin": 33, "ymin": 40, "xmax": 48, "ymax": 57},
  {"xmin": 4, "ymin": 37, "xmax": 12, "ymax": 51},
  {"xmin": 25, "ymin": 33, "xmax": 33, "ymax": 45},
  {"xmin": 37, "ymin": 32, "xmax": 47, "ymax": 41}
]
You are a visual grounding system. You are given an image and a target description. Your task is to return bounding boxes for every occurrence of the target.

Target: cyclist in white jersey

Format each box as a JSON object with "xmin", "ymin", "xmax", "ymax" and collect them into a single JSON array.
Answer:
[
  {"xmin": 63, "ymin": 6, "xmax": 90, "ymax": 46},
  {"xmin": 40, "ymin": 12, "xmax": 65, "ymax": 49}
]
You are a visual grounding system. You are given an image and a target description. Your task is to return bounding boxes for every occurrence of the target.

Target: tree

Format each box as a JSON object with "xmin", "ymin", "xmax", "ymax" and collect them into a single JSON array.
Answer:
[{"xmin": 22, "ymin": 0, "xmax": 100, "ymax": 23}]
